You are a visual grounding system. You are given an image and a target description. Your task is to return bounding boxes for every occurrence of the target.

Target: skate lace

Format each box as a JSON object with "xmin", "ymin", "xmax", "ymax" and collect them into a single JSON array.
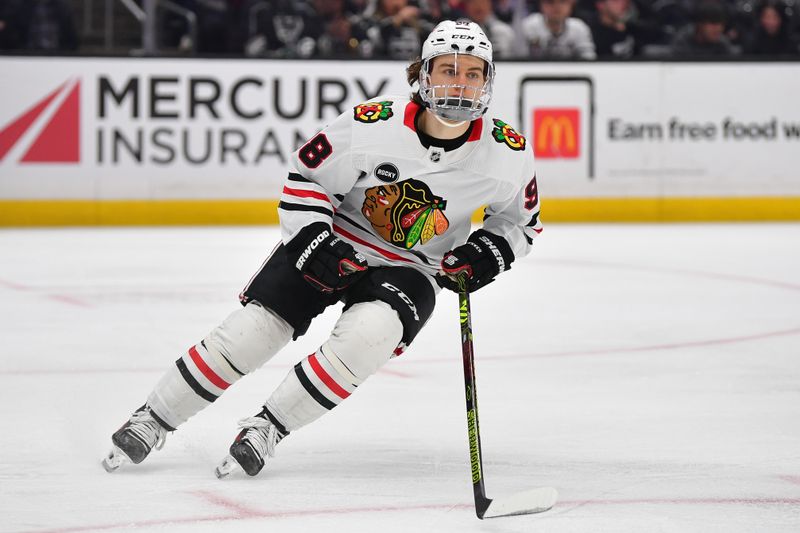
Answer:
[
  {"xmin": 237, "ymin": 416, "xmax": 281, "ymax": 460},
  {"xmin": 128, "ymin": 409, "xmax": 168, "ymax": 451}
]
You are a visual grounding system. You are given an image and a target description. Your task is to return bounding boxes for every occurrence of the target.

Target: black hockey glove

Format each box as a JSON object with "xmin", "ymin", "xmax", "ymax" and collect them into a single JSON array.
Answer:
[
  {"xmin": 285, "ymin": 222, "xmax": 368, "ymax": 293},
  {"xmin": 437, "ymin": 229, "xmax": 515, "ymax": 293}
]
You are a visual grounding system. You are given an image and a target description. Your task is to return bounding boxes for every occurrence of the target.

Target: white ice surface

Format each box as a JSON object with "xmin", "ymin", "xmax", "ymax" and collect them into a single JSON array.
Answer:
[{"xmin": 0, "ymin": 224, "xmax": 799, "ymax": 533}]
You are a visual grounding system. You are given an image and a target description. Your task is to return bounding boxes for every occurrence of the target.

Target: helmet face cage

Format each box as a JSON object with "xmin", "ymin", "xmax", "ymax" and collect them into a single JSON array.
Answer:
[
  {"xmin": 418, "ymin": 20, "xmax": 495, "ymax": 123},
  {"xmin": 419, "ymin": 52, "xmax": 495, "ymax": 122}
]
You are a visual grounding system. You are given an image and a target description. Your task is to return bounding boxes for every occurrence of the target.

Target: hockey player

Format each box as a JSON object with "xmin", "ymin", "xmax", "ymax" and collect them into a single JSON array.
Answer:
[{"xmin": 103, "ymin": 19, "xmax": 542, "ymax": 477}]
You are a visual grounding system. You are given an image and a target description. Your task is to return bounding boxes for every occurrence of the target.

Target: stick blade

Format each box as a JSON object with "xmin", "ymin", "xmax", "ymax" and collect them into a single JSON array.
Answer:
[{"xmin": 482, "ymin": 487, "xmax": 558, "ymax": 519}]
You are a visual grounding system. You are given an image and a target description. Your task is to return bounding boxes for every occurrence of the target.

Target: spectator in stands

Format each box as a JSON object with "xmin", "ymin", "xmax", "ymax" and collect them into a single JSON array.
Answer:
[
  {"xmin": 645, "ymin": 0, "xmax": 693, "ymax": 41},
  {"xmin": 519, "ymin": 0, "xmax": 597, "ymax": 59},
  {"xmin": 346, "ymin": 0, "xmax": 372, "ymax": 17},
  {"xmin": 176, "ymin": 0, "xmax": 237, "ymax": 54},
  {"xmin": 462, "ymin": 0, "xmax": 517, "ymax": 57},
  {"xmin": 3, "ymin": 0, "xmax": 78, "ymax": 51},
  {"xmin": 493, "ymin": 0, "xmax": 523, "ymax": 25},
  {"xmin": 573, "ymin": 0, "xmax": 597, "ymax": 21},
  {"xmin": 419, "ymin": 0, "xmax": 466, "ymax": 24},
  {"xmin": 362, "ymin": 0, "xmax": 435, "ymax": 59},
  {"xmin": 744, "ymin": 0, "xmax": 798, "ymax": 55},
  {"xmin": 670, "ymin": 1, "xmax": 739, "ymax": 56},
  {"xmin": 0, "ymin": 0, "xmax": 18, "ymax": 50},
  {"xmin": 589, "ymin": 0, "xmax": 664, "ymax": 58},
  {"xmin": 310, "ymin": 0, "xmax": 374, "ymax": 57},
  {"xmin": 241, "ymin": 0, "xmax": 318, "ymax": 57}
]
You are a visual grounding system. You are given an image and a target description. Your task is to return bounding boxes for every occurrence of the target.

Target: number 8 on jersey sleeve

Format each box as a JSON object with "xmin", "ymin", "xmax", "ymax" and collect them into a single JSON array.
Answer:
[{"xmin": 298, "ymin": 133, "xmax": 333, "ymax": 169}]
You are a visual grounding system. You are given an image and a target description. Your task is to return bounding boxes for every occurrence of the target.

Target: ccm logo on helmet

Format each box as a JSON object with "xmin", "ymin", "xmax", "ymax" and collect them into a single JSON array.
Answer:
[{"xmin": 296, "ymin": 230, "xmax": 330, "ymax": 270}]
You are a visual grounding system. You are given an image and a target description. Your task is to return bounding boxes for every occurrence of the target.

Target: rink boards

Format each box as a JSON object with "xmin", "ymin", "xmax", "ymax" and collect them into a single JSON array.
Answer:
[{"xmin": 0, "ymin": 57, "xmax": 798, "ymax": 225}]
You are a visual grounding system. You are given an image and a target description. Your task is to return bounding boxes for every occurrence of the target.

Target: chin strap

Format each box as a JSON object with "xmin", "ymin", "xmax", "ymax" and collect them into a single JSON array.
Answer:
[{"xmin": 431, "ymin": 112, "xmax": 467, "ymax": 128}]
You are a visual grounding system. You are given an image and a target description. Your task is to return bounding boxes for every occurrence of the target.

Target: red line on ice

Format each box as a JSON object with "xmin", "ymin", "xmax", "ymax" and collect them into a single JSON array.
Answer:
[
  {"xmin": 190, "ymin": 489, "xmax": 262, "ymax": 517},
  {"xmin": 3, "ymin": 325, "xmax": 799, "ymax": 377},
  {"xmin": 14, "ymin": 496, "xmax": 800, "ymax": 532},
  {"xmin": 0, "ymin": 277, "xmax": 92, "ymax": 307},
  {"xmin": 377, "ymin": 367, "xmax": 414, "ymax": 378},
  {"xmin": 408, "ymin": 325, "xmax": 800, "ymax": 364},
  {"xmin": 404, "ymin": 256, "xmax": 800, "ymax": 364},
  {"xmin": 539, "ymin": 258, "xmax": 800, "ymax": 292},
  {"xmin": 498, "ymin": 325, "xmax": 800, "ymax": 360}
]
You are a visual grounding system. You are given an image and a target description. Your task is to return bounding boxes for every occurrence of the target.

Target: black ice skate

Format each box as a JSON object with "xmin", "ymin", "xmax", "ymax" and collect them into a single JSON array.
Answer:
[
  {"xmin": 102, "ymin": 405, "xmax": 169, "ymax": 472},
  {"xmin": 215, "ymin": 408, "xmax": 287, "ymax": 478}
]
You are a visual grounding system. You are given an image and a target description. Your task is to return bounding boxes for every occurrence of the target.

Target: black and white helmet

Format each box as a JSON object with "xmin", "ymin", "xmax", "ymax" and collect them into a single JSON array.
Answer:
[{"xmin": 419, "ymin": 20, "xmax": 495, "ymax": 122}]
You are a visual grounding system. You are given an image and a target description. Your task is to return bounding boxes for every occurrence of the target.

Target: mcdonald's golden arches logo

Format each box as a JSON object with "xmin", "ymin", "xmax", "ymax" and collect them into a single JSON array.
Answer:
[{"xmin": 533, "ymin": 108, "xmax": 580, "ymax": 159}]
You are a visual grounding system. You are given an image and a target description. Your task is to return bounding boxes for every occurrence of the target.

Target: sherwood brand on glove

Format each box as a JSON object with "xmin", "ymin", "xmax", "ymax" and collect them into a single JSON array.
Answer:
[
  {"xmin": 285, "ymin": 222, "xmax": 368, "ymax": 292},
  {"xmin": 439, "ymin": 229, "xmax": 515, "ymax": 293}
]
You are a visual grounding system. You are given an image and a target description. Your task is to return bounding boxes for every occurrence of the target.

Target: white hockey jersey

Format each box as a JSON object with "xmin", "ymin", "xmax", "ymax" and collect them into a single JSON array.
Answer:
[{"xmin": 278, "ymin": 95, "xmax": 542, "ymax": 282}]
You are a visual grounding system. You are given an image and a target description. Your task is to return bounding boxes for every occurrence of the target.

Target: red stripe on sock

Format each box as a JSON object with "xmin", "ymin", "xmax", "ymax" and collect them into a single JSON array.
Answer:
[
  {"xmin": 188, "ymin": 345, "xmax": 230, "ymax": 390},
  {"xmin": 308, "ymin": 353, "xmax": 350, "ymax": 400}
]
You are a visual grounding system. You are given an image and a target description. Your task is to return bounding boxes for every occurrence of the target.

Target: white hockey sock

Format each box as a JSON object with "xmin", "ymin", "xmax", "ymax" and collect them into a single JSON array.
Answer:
[
  {"xmin": 265, "ymin": 301, "xmax": 403, "ymax": 432},
  {"xmin": 147, "ymin": 302, "xmax": 293, "ymax": 429}
]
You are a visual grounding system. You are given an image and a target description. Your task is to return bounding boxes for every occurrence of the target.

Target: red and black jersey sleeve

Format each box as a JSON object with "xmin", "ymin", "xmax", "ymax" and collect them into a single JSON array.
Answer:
[
  {"xmin": 279, "ymin": 111, "xmax": 362, "ymax": 245},
  {"xmin": 482, "ymin": 144, "xmax": 542, "ymax": 259}
]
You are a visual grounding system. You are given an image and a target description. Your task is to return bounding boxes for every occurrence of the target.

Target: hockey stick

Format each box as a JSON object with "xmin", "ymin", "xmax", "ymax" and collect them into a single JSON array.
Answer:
[{"xmin": 456, "ymin": 275, "xmax": 558, "ymax": 519}]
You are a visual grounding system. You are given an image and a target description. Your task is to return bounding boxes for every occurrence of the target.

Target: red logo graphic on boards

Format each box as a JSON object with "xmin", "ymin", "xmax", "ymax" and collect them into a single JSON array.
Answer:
[
  {"xmin": 533, "ymin": 108, "xmax": 579, "ymax": 159},
  {"xmin": 0, "ymin": 80, "xmax": 80, "ymax": 164}
]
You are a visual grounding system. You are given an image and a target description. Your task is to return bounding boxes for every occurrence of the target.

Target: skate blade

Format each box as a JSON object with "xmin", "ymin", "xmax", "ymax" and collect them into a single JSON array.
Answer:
[
  {"xmin": 102, "ymin": 446, "xmax": 131, "ymax": 473},
  {"xmin": 215, "ymin": 454, "xmax": 242, "ymax": 479}
]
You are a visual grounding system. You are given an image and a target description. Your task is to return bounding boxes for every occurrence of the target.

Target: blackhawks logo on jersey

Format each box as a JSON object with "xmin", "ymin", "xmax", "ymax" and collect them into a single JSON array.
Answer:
[
  {"xmin": 362, "ymin": 179, "xmax": 449, "ymax": 249},
  {"xmin": 492, "ymin": 118, "xmax": 526, "ymax": 151},
  {"xmin": 354, "ymin": 101, "xmax": 394, "ymax": 123}
]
